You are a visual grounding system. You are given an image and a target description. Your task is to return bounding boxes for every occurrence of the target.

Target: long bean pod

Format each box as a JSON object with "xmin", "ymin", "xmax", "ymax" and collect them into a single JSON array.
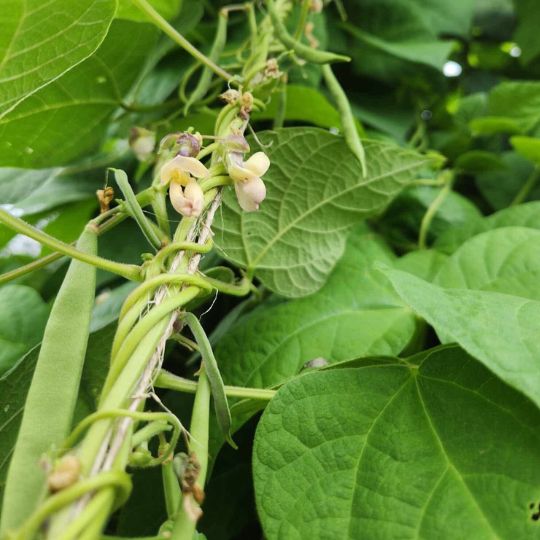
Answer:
[
  {"xmin": 0, "ymin": 226, "xmax": 98, "ymax": 535},
  {"xmin": 322, "ymin": 64, "xmax": 367, "ymax": 176}
]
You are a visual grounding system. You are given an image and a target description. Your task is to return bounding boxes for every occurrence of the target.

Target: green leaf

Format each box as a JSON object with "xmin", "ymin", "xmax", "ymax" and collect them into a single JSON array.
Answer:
[
  {"xmin": 382, "ymin": 267, "xmax": 540, "ymax": 408},
  {"xmin": 514, "ymin": 0, "xmax": 540, "ymax": 65},
  {"xmin": 214, "ymin": 128, "xmax": 429, "ymax": 297},
  {"xmin": 0, "ymin": 346, "xmax": 39, "ymax": 514},
  {"xmin": 380, "ymin": 185, "xmax": 482, "ymax": 249},
  {"xmin": 0, "ymin": 0, "xmax": 116, "ymax": 118},
  {"xmin": 394, "ymin": 249, "xmax": 448, "ymax": 282},
  {"xmin": 435, "ymin": 227, "xmax": 540, "ymax": 299},
  {"xmin": 475, "ymin": 152, "xmax": 537, "ymax": 210},
  {"xmin": 470, "ymin": 81, "xmax": 540, "ymax": 135},
  {"xmin": 216, "ymin": 230, "xmax": 416, "ymax": 389},
  {"xmin": 511, "ymin": 136, "xmax": 540, "ymax": 164},
  {"xmin": 345, "ymin": 25, "xmax": 453, "ymax": 71},
  {"xmin": 435, "ymin": 200, "xmax": 540, "ymax": 254},
  {"xmin": 254, "ymin": 345, "xmax": 540, "ymax": 540},
  {"xmin": 91, "ymin": 282, "xmax": 138, "ymax": 333},
  {"xmin": 116, "ymin": 0, "xmax": 183, "ymax": 22},
  {"xmin": 0, "ymin": 20, "xmax": 157, "ymax": 168},
  {"xmin": 0, "ymin": 285, "xmax": 48, "ymax": 375},
  {"xmin": 0, "ymin": 168, "xmax": 98, "ymax": 216}
]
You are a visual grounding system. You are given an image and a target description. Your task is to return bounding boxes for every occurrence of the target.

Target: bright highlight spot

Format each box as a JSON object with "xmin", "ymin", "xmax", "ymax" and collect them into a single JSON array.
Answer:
[
  {"xmin": 443, "ymin": 61, "xmax": 462, "ymax": 77},
  {"xmin": 509, "ymin": 46, "xmax": 522, "ymax": 58}
]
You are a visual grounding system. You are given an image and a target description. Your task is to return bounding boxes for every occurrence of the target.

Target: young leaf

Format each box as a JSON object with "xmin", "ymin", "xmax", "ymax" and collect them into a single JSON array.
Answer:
[
  {"xmin": 0, "ymin": 0, "xmax": 116, "ymax": 117},
  {"xmin": 214, "ymin": 128, "xmax": 430, "ymax": 297},
  {"xmin": 216, "ymin": 230, "xmax": 416, "ymax": 389},
  {"xmin": 382, "ymin": 267, "xmax": 540, "ymax": 409},
  {"xmin": 254, "ymin": 346, "xmax": 540, "ymax": 540}
]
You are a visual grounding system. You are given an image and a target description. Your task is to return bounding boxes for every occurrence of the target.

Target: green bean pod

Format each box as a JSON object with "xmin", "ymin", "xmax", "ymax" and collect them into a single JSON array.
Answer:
[
  {"xmin": 322, "ymin": 64, "xmax": 367, "ymax": 176},
  {"xmin": 267, "ymin": 0, "xmax": 350, "ymax": 64},
  {"xmin": 0, "ymin": 225, "xmax": 98, "ymax": 535},
  {"xmin": 184, "ymin": 10, "xmax": 228, "ymax": 114}
]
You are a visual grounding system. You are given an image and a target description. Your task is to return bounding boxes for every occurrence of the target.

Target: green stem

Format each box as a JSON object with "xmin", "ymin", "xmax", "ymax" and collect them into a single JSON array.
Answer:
[
  {"xmin": 102, "ymin": 287, "xmax": 200, "ymax": 399},
  {"xmin": 152, "ymin": 191, "xmax": 171, "ymax": 238},
  {"xmin": 155, "ymin": 370, "xmax": 276, "ymax": 400},
  {"xmin": 0, "ymin": 211, "xmax": 142, "ymax": 281},
  {"xmin": 202, "ymin": 275, "xmax": 252, "ymax": 296},
  {"xmin": 0, "ymin": 251, "xmax": 64, "ymax": 285},
  {"xmin": 131, "ymin": 421, "xmax": 171, "ymax": 449},
  {"xmin": 162, "ymin": 460, "xmax": 181, "ymax": 519},
  {"xmin": 273, "ymin": 82, "xmax": 287, "ymax": 129},
  {"xmin": 511, "ymin": 166, "xmax": 540, "ymax": 206},
  {"xmin": 294, "ymin": 0, "xmax": 311, "ymax": 39},
  {"xmin": 418, "ymin": 173, "xmax": 454, "ymax": 249},
  {"xmin": 170, "ymin": 367, "xmax": 211, "ymax": 539},
  {"xmin": 130, "ymin": 0, "xmax": 233, "ymax": 81}
]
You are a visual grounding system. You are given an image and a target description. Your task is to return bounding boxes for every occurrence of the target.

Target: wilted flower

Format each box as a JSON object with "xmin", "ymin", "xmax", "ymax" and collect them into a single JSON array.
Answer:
[{"xmin": 160, "ymin": 156, "xmax": 209, "ymax": 217}]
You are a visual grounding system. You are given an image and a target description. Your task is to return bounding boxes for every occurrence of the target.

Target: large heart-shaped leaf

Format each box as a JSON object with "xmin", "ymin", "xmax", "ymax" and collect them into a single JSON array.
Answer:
[
  {"xmin": 0, "ymin": 20, "xmax": 156, "ymax": 168},
  {"xmin": 216, "ymin": 229, "xmax": 416, "ymax": 389},
  {"xmin": 382, "ymin": 267, "xmax": 540, "ymax": 408},
  {"xmin": 214, "ymin": 128, "xmax": 429, "ymax": 297},
  {"xmin": 435, "ymin": 227, "xmax": 540, "ymax": 299},
  {"xmin": 254, "ymin": 346, "xmax": 540, "ymax": 540},
  {"xmin": 0, "ymin": 0, "xmax": 116, "ymax": 118}
]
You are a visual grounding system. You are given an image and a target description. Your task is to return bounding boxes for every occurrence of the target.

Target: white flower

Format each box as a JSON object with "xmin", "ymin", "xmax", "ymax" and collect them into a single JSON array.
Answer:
[
  {"xmin": 226, "ymin": 151, "xmax": 270, "ymax": 182},
  {"xmin": 235, "ymin": 176, "xmax": 266, "ymax": 212},
  {"xmin": 170, "ymin": 180, "xmax": 204, "ymax": 217},
  {"xmin": 160, "ymin": 155, "xmax": 209, "ymax": 217},
  {"xmin": 160, "ymin": 155, "xmax": 209, "ymax": 186},
  {"xmin": 225, "ymin": 151, "xmax": 270, "ymax": 212}
]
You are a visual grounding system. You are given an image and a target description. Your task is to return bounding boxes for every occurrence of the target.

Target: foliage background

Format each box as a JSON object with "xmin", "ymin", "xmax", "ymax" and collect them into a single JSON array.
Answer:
[{"xmin": 2, "ymin": 0, "xmax": 540, "ymax": 538}]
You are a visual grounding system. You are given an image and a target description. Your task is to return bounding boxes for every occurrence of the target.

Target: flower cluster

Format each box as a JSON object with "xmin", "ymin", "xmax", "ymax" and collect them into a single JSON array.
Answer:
[{"xmin": 159, "ymin": 132, "xmax": 270, "ymax": 217}]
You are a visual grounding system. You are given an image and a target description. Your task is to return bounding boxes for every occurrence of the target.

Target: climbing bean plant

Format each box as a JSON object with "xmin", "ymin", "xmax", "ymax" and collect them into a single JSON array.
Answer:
[{"xmin": 1, "ymin": 0, "xmax": 540, "ymax": 539}]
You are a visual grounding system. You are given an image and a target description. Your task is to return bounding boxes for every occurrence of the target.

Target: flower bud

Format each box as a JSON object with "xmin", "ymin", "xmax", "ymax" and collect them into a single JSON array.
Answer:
[
  {"xmin": 170, "ymin": 180, "xmax": 204, "ymax": 217},
  {"xmin": 129, "ymin": 127, "xmax": 156, "ymax": 161},
  {"xmin": 223, "ymin": 134, "xmax": 250, "ymax": 154},
  {"xmin": 235, "ymin": 176, "xmax": 266, "ymax": 212},
  {"xmin": 176, "ymin": 132, "xmax": 202, "ymax": 158}
]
